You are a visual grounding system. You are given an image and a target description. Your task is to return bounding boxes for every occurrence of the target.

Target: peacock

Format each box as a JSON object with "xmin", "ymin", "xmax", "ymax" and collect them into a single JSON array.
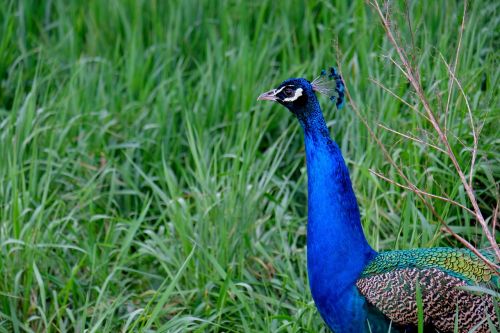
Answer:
[{"xmin": 257, "ymin": 67, "xmax": 499, "ymax": 333}]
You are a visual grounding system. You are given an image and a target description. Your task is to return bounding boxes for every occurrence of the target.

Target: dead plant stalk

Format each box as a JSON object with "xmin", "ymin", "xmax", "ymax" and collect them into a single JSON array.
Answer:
[{"xmin": 367, "ymin": 0, "xmax": 499, "ymax": 262}]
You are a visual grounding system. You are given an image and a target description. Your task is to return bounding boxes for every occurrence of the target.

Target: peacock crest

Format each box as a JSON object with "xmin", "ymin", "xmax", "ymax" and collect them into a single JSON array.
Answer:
[{"xmin": 311, "ymin": 66, "xmax": 345, "ymax": 110}]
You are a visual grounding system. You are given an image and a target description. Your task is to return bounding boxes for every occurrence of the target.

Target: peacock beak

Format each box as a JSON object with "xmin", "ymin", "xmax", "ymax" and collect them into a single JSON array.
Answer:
[{"xmin": 257, "ymin": 89, "xmax": 279, "ymax": 101}]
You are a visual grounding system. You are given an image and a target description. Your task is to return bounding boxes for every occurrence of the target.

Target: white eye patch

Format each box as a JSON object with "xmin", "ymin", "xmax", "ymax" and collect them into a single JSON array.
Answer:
[
  {"xmin": 283, "ymin": 88, "xmax": 303, "ymax": 102},
  {"xmin": 273, "ymin": 86, "xmax": 287, "ymax": 95}
]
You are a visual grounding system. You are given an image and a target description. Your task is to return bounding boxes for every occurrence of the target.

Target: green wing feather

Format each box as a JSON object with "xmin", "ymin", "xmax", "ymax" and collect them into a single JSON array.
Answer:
[
  {"xmin": 360, "ymin": 247, "xmax": 499, "ymax": 286},
  {"xmin": 357, "ymin": 248, "xmax": 499, "ymax": 332}
]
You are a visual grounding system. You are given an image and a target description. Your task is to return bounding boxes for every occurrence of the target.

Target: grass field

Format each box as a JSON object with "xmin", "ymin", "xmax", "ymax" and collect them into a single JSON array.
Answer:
[{"xmin": 0, "ymin": 0, "xmax": 498, "ymax": 332}]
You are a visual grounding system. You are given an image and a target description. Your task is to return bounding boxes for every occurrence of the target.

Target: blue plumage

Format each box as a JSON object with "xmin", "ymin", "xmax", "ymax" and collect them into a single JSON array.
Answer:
[
  {"xmin": 258, "ymin": 74, "xmax": 381, "ymax": 332},
  {"xmin": 257, "ymin": 69, "xmax": 498, "ymax": 333}
]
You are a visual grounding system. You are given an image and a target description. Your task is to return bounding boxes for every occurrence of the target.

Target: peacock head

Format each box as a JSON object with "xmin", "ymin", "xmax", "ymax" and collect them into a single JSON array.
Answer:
[{"xmin": 257, "ymin": 67, "xmax": 345, "ymax": 115}]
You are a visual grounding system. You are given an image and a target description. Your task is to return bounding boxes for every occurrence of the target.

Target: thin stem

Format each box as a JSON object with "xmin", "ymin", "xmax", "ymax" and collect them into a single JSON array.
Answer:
[
  {"xmin": 377, "ymin": 124, "xmax": 447, "ymax": 154},
  {"xmin": 370, "ymin": 169, "xmax": 475, "ymax": 215},
  {"xmin": 340, "ymin": 63, "xmax": 498, "ymax": 271},
  {"xmin": 369, "ymin": 0, "xmax": 500, "ymax": 262},
  {"xmin": 369, "ymin": 77, "xmax": 430, "ymax": 121},
  {"xmin": 438, "ymin": 52, "xmax": 478, "ymax": 189}
]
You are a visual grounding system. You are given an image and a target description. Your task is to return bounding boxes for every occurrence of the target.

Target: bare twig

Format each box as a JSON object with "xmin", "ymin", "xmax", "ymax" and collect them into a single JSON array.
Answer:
[
  {"xmin": 369, "ymin": 0, "xmax": 500, "ymax": 262},
  {"xmin": 444, "ymin": 1, "xmax": 467, "ymax": 132},
  {"xmin": 377, "ymin": 124, "xmax": 447, "ymax": 154},
  {"xmin": 338, "ymin": 60, "xmax": 498, "ymax": 271},
  {"xmin": 438, "ymin": 52, "xmax": 478, "ymax": 189},
  {"xmin": 403, "ymin": 0, "xmax": 417, "ymax": 71},
  {"xmin": 369, "ymin": 77, "xmax": 430, "ymax": 121},
  {"xmin": 493, "ymin": 200, "xmax": 499, "ymax": 235},
  {"xmin": 370, "ymin": 170, "xmax": 476, "ymax": 215}
]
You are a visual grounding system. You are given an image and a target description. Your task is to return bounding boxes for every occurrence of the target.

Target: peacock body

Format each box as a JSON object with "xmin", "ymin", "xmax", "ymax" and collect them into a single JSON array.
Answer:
[
  {"xmin": 257, "ymin": 68, "xmax": 499, "ymax": 333},
  {"xmin": 358, "ymin": 248, "xmax": 498, "ymax": 332}
]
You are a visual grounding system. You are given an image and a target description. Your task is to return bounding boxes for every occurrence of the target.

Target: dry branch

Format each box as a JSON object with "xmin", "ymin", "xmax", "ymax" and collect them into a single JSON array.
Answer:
[{"xmin": 368, "ymin": 0, "xmax": 499, "ymax": 262}]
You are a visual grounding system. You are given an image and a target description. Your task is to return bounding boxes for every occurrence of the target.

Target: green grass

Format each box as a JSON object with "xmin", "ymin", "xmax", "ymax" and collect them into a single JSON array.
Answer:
[{"xmin": 0, "ymin": 0, "xmax": 498, "ymax": 332}]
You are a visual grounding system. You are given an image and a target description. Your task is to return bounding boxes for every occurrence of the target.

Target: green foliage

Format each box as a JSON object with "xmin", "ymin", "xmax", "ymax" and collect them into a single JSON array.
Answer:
[
  {"xmin": 0, "ymin": 0, "xmax": 497, "ymax": 331},
  {"xmin": 416, "ymin": 281, "xmax": 424, "ymax": 333}
]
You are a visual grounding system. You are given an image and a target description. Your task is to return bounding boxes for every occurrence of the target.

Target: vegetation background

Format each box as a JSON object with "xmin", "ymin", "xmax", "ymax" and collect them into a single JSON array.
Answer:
[{"xmin": 0, "ymin": 0, "xmax": 498, "ymax": 332}]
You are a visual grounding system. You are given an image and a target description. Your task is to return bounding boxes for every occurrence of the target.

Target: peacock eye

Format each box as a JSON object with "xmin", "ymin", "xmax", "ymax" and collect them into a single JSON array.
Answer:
[{"xmin": 284, "ymin": 87, "xmax": 294, "ymax": 97}]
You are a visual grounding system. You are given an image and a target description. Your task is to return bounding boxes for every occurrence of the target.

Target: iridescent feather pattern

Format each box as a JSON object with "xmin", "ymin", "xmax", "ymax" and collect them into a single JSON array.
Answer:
[
  {"xmin": 357, "ymin": 248, "xmax": 499, "ymax": 332},
  {"xmin": 360, "ymin": 248, "xmax": 498, "ymax": 284}
]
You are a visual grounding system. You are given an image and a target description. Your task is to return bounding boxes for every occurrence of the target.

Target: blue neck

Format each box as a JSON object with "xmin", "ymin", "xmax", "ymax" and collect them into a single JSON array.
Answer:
[{"xmin": 295, "ymin": 98, "xmax": 376, "ymax": 331}]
